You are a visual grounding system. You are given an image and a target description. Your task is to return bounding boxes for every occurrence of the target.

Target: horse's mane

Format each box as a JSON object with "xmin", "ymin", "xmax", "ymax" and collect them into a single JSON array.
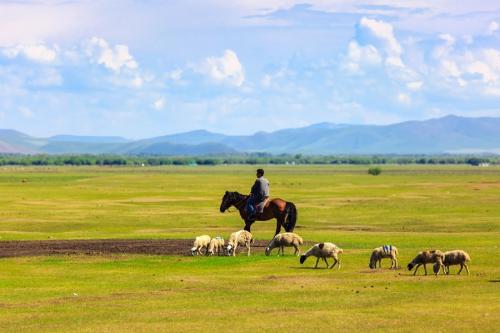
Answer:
[{"xmin": 228, "ymin": 191, "xmax": 247, "ymax": 200}]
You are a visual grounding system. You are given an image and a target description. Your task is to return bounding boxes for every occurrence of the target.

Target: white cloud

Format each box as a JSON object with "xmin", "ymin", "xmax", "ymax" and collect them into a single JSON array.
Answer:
[
  {"xmin": 397, "ymin": 93, "xmax": 411, "ymax": 105},
  {"xmin": 343, "ymin": 40, "xmax": 382, "ymax": 73},
  {"xmin": 2, "ymin": 43, "xmax": 58, "ymax": 62},
  {"xmin": 153, "ymin": 97, "xmax": 165, "ymax": 110},
  {"xmin": 84, "ymin": 37, "xmax": 138, "ymax": 73},
  {"xmin": 487, "ymin": 21, "xmax": 498, "ymax": 35},
  {"xmin": 195, "ymin": 49, "xmax": 245, "ymax": 86},
  {"xmin": 358, "ymin": 17, "xmax": 402, "ymax": 58},
  {"xmin": 18, "ymin": 106, "xmax": 33, "ymax": 118},
  {"xmin": 168, "ymin": 69, "xmax": 183, "ymax": 81},
  {"xmin": 30, "ymin": 68, "xmax": 63, "ymax": 87},
  {"xmin": 407, "ymin": 81, "xmax": 423, "ymax": 91}
]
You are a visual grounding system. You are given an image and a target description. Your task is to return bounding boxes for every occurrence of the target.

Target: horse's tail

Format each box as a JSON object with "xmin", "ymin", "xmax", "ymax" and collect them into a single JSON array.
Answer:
[{"xmin": 284, "ymin": 202, "xmax": 297, "ymax": 232}]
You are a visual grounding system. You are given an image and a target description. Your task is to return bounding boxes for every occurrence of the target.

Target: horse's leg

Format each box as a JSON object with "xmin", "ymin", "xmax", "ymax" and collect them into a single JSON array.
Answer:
[
  {"xmin": 244, "ymin": 221, "xmax": 253, "ymax": 232},
  {"xmin": 274, "ymin": 218, "xmax": 282, "ymax": 236}
]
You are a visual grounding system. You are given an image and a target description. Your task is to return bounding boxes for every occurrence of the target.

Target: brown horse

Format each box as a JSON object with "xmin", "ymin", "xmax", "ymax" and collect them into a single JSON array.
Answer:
[{"xmin": 219, "ymin": 191, "xmax": 297, "ymax": 235}]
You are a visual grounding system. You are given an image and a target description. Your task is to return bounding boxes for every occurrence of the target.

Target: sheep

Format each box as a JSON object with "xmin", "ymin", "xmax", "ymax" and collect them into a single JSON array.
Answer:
[
  {"xmin": 369, "ymin": 245, "xmax": 399, "ymax": 269},
  {"xmin": 299, "ymin": 242, "xmax": 343, "ymax": 269},
  {"xmin": 206, "ymin": 236, "xmax": 225, "ymax": 256},
  {"xmin": 191, "ymin": 235, "xmax": 211, "ymax": 256},
  {"xmin": 433, "ymin": 250, "xmax": 471, "ymax": 275},
  {"xmin": 407, "ymin": 250, "xmax": 445, "ymax": 275},
  {"xmin": 226, "ymin": 230, "xmax": 253, "ymax": 256},
  {"xmin": 265, "ymin": 232, "xmax": 303, "ymax": 256}
]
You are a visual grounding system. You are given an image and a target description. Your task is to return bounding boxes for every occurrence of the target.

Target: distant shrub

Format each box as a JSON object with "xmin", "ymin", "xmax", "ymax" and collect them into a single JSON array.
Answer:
[{"xmin": 368, "ymin": 167, "xmax": 382, "ymax": 176}]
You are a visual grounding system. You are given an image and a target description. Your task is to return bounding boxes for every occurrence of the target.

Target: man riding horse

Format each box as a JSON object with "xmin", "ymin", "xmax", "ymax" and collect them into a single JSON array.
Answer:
[{"xmin": 246, "ymin": 168, "xmax": 269, "ymax": 221}]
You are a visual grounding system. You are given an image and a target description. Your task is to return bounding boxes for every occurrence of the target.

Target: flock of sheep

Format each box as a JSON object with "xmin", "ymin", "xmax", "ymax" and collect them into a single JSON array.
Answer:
[{"xmin": 191, "ymin": 231, "xmax": 471, "ymax": 275}]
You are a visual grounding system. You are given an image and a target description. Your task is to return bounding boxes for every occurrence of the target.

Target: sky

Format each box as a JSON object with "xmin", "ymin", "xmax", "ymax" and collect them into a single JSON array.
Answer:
[{"xmin": 0, "ymin": 0, "xmax": 499, "ymax": 138}]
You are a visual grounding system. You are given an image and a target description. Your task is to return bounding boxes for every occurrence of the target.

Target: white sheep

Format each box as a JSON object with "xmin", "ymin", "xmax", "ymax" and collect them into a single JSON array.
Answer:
[
  {"xmin": 407, "ymin": 250, "xmax": 445, "ymax": 275},
  {"xmin": 191, "ymin": 235, "xmax": 211, "ymax": 256},
  {"xmin": 207, "ymin": 237, "xmax": 225, "ymax": 256},
  {"xmin": 369, "ymin": 245, "xmax": 399, "ymax": 269},
  {"xmin": 265, "ymin": 232, "xmax": 303, "ymax": 256},
  {"xmin": 226, "ymin": 230, "xmax": 253, "ymax": 256},
  {"xmin": 433, "ymin": 250, "xmax": 471, "ymax": 275},
  {"xmin": 299, "ymin": 242, "xmax": 343, "ymax": 269}
]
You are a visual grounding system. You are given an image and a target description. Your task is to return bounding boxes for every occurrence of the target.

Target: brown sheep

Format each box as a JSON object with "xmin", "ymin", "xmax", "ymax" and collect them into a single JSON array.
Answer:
[
  {"xmin": 407, "ymin": 250, "xmax": 445, "ymax": 275},
  {"xmin": 433, "ymin": 250, "xmax": 471, "ymax": 275},
  {"xmin": 299, "ymin": 242, "xmax": 343, "ymax": 269},
  {"xmin": 265, "ymin": 232, "xmax": 303, "ymax": 256},
  {"xmin": 369, "ymin": 245, "xmax": 399, "ymax": 269}
]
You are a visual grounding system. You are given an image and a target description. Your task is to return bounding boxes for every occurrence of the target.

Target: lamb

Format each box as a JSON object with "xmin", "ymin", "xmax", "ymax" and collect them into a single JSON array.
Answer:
[
  {"xmin": 407, "ymin": 250, "xmax": 445, "ymax": 275},
  {"xmin": 206, "ymin": 236, "xmax": 225, "ymax": 256},
  {"xmin": 433, "ymin": 250, "xmax": 471, "ymax": 275},
  {"xmin": 369, "ymin": 245, "xmax": 399, "ymax": 269},
  {"xmin": 265, "ymin": 232, "xmax": 303, "ymax": 256},
  {"xmin": 226, "ymin": 230, "xmax": 253, "ymax": 256},
  {"xmin": 191, "ymin": 235, "xmax": 211, "ymax": 256},
  {"xmin": 299, "ymin": 242, "xmax": 343, "ymax": 269}
]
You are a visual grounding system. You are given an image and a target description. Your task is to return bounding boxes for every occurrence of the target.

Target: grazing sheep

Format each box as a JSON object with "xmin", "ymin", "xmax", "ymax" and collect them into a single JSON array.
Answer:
[
  {"xmin": 369, "ymin": 245, "xmax": 399, "ymax": 269},
  {"xmin": 265, "ymin": 232, "xmax": 303, "ymax": 256},
  {"xmin": 407, "ymin": 250, "xmax": 445, "ymax": 275},
  {"xmin": 226, "ymin": 230, "xmax": 253, "ymax": 256},
  {"xmin": 433, "ymin": 250, "xmax": 471, "ymax": 275},
  {"xmin": 207, "ymin": 237, "xmax": 225, "ymax": 256},
  {"xmin": 191, "ymin": 235, "xmax": 211, "ymax": 256},
  {"xmin": 299, "ymin": 242, "xmax": 343, "ymax": 269}
]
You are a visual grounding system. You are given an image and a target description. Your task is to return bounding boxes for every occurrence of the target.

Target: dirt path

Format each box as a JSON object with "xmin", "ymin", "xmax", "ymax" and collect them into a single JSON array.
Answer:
[{"xmin": 0, "ymin": 239, "xmax": 270, "ymax": 258}]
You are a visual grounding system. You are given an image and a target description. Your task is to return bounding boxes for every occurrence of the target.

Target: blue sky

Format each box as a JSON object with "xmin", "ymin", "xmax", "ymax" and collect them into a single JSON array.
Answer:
[{"xmin": 0, "ymin": 0, "xmax": 499, "ymax": 138}]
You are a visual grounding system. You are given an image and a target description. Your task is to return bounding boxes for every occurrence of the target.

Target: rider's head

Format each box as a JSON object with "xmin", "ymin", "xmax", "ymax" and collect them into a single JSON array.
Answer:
[{"xmin": 256, "ymin": 168, "xmax": 264, "ymax": 177}]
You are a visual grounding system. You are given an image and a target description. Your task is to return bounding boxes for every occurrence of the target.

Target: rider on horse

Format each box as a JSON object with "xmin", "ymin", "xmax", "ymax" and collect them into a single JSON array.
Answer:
[{"xmin": 246, "ymin": 168, "xmax": 269, "ymax": 221}]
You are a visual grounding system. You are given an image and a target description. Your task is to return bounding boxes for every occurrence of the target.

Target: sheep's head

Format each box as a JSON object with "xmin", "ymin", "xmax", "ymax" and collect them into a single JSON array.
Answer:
[
  {"xmin": 191, "ymin": 247, "xmax": 197, "ymax": 256},
  {"xmin": 432, "ymin": 262, "xmax": 441, "ymax": 274},
  {"xmin": 407, "ymin": 263, "xmax": 414, "ymax": 271},
  {"xmin": 225, "ymin": 244, "xmax": 234, "ymax": 256},
  {"xmin": 299, "ymin": 255, "xmax": 307, "ymax": 264},
  {"xmin": 265, "ymin": 247, "xmax": 271, "ymax": 256}
]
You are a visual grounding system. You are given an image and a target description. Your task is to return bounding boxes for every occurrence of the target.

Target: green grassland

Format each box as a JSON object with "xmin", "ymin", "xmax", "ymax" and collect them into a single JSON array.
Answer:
[{"xmin": 0, "ymin": 165, "xmax": 499, "ymax": 332}]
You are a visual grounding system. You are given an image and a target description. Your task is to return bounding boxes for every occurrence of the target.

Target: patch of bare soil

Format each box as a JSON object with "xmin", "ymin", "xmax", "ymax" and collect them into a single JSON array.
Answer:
[{"xmin": 0, "ymin": 239, "xmax": 270, "ymax": 258}]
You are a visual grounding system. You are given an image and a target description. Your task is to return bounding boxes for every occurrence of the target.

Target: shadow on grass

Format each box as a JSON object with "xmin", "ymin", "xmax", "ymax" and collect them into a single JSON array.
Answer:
[{"xmin": 289, "ymin": 266, "xmax": 333, "ymax": 270}]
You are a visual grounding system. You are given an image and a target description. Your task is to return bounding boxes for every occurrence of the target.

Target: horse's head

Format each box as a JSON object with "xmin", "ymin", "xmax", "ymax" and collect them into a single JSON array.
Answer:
[{"xmin": 220, "ymin": 191, "xmax": 234, "ymax": 213}]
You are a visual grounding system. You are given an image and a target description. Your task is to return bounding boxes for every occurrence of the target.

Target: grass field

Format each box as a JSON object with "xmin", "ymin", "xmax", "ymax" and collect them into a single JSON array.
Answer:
[{"xmin": 0, "ymin": 165, "xmax": 499, "ymax": 332}]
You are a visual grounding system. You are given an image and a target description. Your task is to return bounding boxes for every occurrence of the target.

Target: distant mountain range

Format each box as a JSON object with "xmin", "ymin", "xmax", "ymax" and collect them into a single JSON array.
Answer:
[{"xmin": 1, "ymin": 115, "xmax": 499, "ymax": 155}]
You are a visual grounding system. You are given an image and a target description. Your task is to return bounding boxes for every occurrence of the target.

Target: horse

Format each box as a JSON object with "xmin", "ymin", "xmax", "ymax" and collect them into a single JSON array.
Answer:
[{"xmin": 219, "ymin": 191, "xmax": 297, "ymax": 235}]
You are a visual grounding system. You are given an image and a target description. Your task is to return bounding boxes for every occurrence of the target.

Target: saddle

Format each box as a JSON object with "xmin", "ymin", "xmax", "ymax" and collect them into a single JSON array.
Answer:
[{"xmin": 254, "ymin": 198, "xmax": 270, "ymax": 214}]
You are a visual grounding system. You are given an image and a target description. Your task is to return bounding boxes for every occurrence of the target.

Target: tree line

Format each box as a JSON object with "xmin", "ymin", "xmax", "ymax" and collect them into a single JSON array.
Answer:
[{"xmin": 0, "ymin": 154, "xmax": 498, "ymax": 166}]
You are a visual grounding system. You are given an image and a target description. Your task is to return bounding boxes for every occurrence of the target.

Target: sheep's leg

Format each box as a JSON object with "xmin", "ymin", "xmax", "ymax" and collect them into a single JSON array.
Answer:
[
  {"xmin": 329, "ymin": 258, "xmax": 337, "ymax": 269},
  {"xmin": 458, "ymin": 264, "xmax": 463, "ymax": 275},
  {"xmin": 281, "ymin": 246, "xmax": 285, "ymax": 256},
  {"xmin": 464, "ymin": 264, "xmax": 470, "ymax": 275},
  {"xmin": 413, "ymin": 264, "xmax": 421, "ymax": 275},
  {"xmin": 247, "ymin": 242, "xmax": 251, "ymax": 256},
  {"xmin": 378, "ymin": 259, "xmax": 382, "ymax": 268},
  {"xmin": 233, "ymin": 244, "xmax": 238, "ymax": 256},
  {"xmin": 314, "ymin": 257, "xmax": 320, "ymax": 268},
  {"xmin": 423, "ymin": 264, "xmax": 428, "ymax": 275},
  {"xmin": 294, "ymin": 245, "xmax": 299, "ymax": 256},
  {"xmin": 337, "ymin": 258, "xmax": 341, "ymax": 270},
  {"xmin": 394, "ymin": 257, "xmax": 398, "ymax": 269},
  {"xmin": 323, "ymin": 257, "xmax": 329, "ymax": 268}
]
